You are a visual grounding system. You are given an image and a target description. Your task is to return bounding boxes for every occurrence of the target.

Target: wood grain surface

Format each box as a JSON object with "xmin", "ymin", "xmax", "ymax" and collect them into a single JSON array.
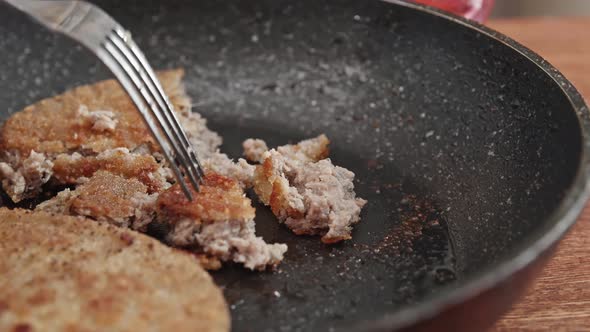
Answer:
[{"xmin": 486, "ymin": 18, "xmax": 590, "ymax": 331}]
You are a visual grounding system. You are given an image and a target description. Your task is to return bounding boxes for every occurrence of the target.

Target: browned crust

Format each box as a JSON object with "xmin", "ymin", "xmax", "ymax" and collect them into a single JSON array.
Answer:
[
  {"xmin": 253, "ymin": 157, "xmax": 275, "ymax": 205},
  {"xmin": 0, "ymin": 208, "xmax": 229, "ymax": 332},
  {"xmin": 0, "ymin": 70, "xmax": 188, "ymax": 156},
  {"xmin": 269, "ymin": 180, "xmax": 304, "ymax": 220},
  {"xmin": 69, "ymin": 171, "xmax": 148, "ymax": 221},
  {"xmin": 322, "ymin": 233, "xmax": 352, "ymax": 243},
  {"xmin": 52, "ymin": 152, "xmax": 164, "ymax": 193},
  {"xmin": 157, "ymin": 172, "xmax": 255, "ymax": 224}
]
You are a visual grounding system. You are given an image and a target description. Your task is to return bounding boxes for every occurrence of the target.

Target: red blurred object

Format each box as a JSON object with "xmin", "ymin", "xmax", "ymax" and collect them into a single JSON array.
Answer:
[{"xmin": 411, "ymin": 0, "xmax": 495, "ymax": 23}]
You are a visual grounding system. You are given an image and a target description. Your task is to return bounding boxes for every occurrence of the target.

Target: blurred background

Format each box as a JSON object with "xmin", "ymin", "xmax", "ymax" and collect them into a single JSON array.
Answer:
[
  {"xmin": 492, "ymin": 0, "xmax": 590, "ymax": 17},
  {"xmin": 413, "ymin": 0, "xmax": 590, "ymax": 22}
]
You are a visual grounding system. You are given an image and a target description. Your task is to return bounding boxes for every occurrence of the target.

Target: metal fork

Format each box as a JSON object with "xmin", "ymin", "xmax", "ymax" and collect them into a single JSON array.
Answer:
[{"xmin": 4, "ymin": 0, "xmax": 204, "ymax": 200}]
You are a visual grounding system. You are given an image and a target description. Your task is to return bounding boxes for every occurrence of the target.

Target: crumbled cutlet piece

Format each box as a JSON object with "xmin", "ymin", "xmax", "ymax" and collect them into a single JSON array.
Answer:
[
  {"xmin": 52, "ymin": 148, "xmax": 171, "ymax": 193},
  {"xmin": 37, "ymin": 171, "xmax": 151, "ymax": 228},
  {"xmin": 0, "ymin": 150, "xmax": 53, "ymax": 202},
  {"xmin": 158, "ymin": 172, "xmax": 287, "ymax": 270},
  {"xmin": 251, "ymin": 139, "xmax": 366, "ymax": 243},
  {"xmin": 243, "ymin": 134, "xmax": 330, "ymax": 163},
  {"xmin": 197, "ymin": 219, "xmax": 287, "ymax": 271},
  {"xmin": 39, "ymin": 170, "xmax": 287, "ymax": 270},
  {"xmin": 77, "ymin": 104, "xmax": 118, "ymax": 132},
  {"xmin": 242, "ymin": 138, "xmax": 268, "ymax": 163},
  {"xmin": 177, "ymin": 110, "xmax": 255, "ymax": 187},
  {"xmin": 202, "ymin": 152, "xmax": 255, "ymax": 188},
  {"xmin": 284, "ymin": 158, "xmax": 366, "ymax": 243},
  {"xmin": 177, "ymin": 111, "xmax": 222, "ymax": 160},
  {"xmin": 276, "ymin": 134, "xmax": 330, "ymax": 162},
  {"xmin": 0, "ymin": 208, "xmax": 229, "ymax": 332}
]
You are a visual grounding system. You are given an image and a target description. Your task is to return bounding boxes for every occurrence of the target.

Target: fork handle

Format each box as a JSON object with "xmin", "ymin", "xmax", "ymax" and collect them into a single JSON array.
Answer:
[{"xmin": 3, "ymin": 0, "xmax": 119, "ymax": 50}]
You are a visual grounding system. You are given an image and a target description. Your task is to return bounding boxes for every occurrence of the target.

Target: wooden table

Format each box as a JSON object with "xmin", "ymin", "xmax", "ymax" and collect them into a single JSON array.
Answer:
[{"xmin": 486, "ymin": 18, "xmax": 590, "ymax": 331}]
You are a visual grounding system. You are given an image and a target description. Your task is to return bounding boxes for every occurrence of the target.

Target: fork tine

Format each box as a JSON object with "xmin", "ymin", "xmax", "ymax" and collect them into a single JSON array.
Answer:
[
  {"xmin": 114, "ymin": 29, "xmax": 206, "ymax": 180},
  {"xmin": 99, "ymin": 39, "xmax": 195, "ymax": 200},
  {"xmin": 108, "ymin": 30, "xmax": 204, "ymax": 192},
  {"xmin": 113, "ymin": 30, "xmax": 205, "ymax": 167},
  {"xmin": 110, "ymin": 31, "xmax": 204, "ymax": 184},
  {"xmin": 130, "ymin": 54, "xmax": 207, "ymax": 178}
]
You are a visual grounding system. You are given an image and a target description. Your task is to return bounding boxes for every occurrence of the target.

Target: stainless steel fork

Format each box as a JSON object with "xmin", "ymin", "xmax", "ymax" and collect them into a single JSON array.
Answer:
[{"xmin": 5, "ymin": 0, "xmax": 204, "ymax": 200}]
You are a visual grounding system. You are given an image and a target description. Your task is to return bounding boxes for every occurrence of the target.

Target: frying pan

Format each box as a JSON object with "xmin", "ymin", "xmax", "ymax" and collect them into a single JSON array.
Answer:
[{"xmin": 0, "ymin": 0, "xmax": 588, "ymax": 331}]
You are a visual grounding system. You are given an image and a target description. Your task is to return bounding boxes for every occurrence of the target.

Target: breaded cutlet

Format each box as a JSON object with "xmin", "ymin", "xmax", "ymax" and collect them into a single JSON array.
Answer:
[
  {"xmin": 0, "ymin": 70, "xmax": 190, "ymax": 156},
  {"xmin": 0, "ymin": 69, "xmax": 255, "ymax": 202},
  {"xmin": 37, "ymin": 171, "xmax": 287, "ymax": 270},
  {"xmin": 2, "ymin": 68, "xmax": 287, "ymax": 270},
  {"xmin": 0, "ymin": 208, "xmax": 229, "ymax": 332},
  {"xmin": 245, "ymin": 135, "xmax": 366, "ymax": 243}
]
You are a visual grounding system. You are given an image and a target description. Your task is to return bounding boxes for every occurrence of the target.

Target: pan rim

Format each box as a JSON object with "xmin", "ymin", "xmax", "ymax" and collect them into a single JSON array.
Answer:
[{"xmin": 354, "ymin": 1, "xmax": 590, "ymax": 331}]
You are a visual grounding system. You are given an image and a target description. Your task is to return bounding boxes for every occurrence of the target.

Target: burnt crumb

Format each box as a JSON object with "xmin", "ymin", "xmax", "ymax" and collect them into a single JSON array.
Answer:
[
  {"xmin": 119, "ymin": 232, "xmax": 134, "ymax": 246},
  {"xmin": 377, "ymin": 195, "xmax": 442, "ymax": 254},
  {"xmin": 12, "ymin": 323, "xmax": 32, "ymax": 332}
]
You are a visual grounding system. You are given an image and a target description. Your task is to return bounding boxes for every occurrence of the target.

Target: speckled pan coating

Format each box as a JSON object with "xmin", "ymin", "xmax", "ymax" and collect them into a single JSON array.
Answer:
[{"xmin": 0, "ymin": 1, "xmax": 588, "ymax": 332}]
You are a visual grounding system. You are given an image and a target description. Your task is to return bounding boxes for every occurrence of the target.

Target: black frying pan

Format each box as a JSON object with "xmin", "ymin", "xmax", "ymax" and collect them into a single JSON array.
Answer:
[{"xmin": 1, "ymin": 1, "xmax": 588, "ymax": 331}]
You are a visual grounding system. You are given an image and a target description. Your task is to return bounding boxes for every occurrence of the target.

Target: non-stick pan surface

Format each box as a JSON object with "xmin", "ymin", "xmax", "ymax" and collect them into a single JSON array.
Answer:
[{"xmin": 0, "ymin": 1, "xmax": 588, "ymax": 331}]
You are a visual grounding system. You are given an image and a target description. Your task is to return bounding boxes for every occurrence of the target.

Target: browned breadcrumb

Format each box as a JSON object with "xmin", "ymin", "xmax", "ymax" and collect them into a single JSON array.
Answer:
[{"xmin": 0, "ymin": 208, "xmax": 229, "ymax": 332}]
